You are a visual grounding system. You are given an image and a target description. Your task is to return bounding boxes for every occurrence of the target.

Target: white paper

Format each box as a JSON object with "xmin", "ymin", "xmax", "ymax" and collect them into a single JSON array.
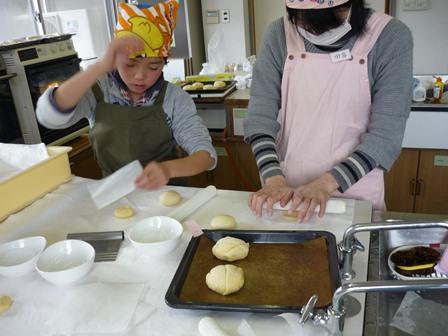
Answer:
[
  {"xmin": 88, "ymin": 160, "xmax": 143, "ymax": 209},
  {"xmin": 46, "ymin": 282, "xmax": 145, "ymax": 334},
  {"xmin": 198, "ymin": 316, "xmax": 232, "ymax": 336},
  {"xmin": 0, "ymin": 143, "xmax": 49, "ymax": 170}
]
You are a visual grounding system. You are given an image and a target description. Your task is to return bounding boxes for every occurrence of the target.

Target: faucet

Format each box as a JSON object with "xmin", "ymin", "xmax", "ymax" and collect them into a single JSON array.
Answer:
[
  {"xmin": 326, "ymin": 279, "xmax": 448, "ymax": 335},
  {"xmin": 339, "ymin": 221, "xmax": 448, "ymax": 280},
  {"xmin": 298, "ymin": 279, "xmax": 448, "ymax": 335}
]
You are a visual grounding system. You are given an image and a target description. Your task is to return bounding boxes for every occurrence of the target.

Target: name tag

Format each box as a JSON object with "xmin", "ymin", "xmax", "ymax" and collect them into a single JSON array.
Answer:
[{"xmin": 330, "ymin": 49, "xmax": 352, "ymax": 63}]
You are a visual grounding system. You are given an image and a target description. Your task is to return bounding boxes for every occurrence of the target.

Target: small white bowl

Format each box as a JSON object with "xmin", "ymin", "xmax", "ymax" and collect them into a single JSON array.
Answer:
[
  {"xmin": 0, "ymin": 236, "xmax": 46, "ymax": 277},
  {"xmin": 129, "ymin": 216, "xmax": 183, "ymax": 256},
  {"xmin": 36, "ymin": 240, "xmax": 95, "ymax": 286}
]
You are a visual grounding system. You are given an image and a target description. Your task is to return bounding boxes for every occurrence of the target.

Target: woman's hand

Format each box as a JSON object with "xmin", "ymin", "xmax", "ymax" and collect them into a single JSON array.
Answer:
[
  {"xmin": 249, "ymin": 175, "xmax": 294, "ymax": 217},
  {"xmin": 97, "ymin": 37, "xmax": 144, "ymax": 74},
  {"xmin": 289, "ymin": 173, "xmax": 339, "ymax": 223},
  {"xmin": 135, "ymin": 162, "xmax": 171, "ymax": 190}
]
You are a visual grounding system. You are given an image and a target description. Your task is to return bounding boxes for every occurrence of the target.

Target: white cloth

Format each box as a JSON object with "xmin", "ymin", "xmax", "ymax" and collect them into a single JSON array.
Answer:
[
  {"xmin": 46, "ymin": 282, "xmax": 145, "ymax": 334},
  {"xmin": 0, "ymin": 143, "xmax": 49, "ymax": 170}
]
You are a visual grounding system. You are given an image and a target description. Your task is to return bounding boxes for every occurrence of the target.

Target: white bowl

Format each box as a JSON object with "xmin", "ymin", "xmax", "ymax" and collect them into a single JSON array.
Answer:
[
  {"xmin": 0, "ymin": 236, "xmax": 46, "ymax": 277},
  {"xmin": 36, "ymin": 240, "xmax": 95, "ymax": 286},
  {"xmin": 129, "ymin": 216, "xmax": 183, "ymax": 256}
]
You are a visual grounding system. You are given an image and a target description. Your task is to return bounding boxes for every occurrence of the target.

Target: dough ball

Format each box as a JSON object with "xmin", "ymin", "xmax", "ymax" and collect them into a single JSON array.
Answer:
[
  {"xmin": 282, "ymin": 210, "xmax": 301, "ymax": 221},
  {"xmin": 159, "ymin": 190, "xmax": 182, "ymax": 206},
  {"xmin": 212, "ymin": 236, "xmax": 249, "ymax": 262},
  {"xmin": 206, "ymin": 264, "xmax": 244, "ymax": 296},
  {"xmin": 203, "ymin": 84, "xmax": 215, "ymax": 90},
  {"xmin": 192, "ymin": 82, "xmax": 204, "ymax": 90},
  {"xmin": 213, "ymin": 81, "xmax": 226, "ymax": 88},
  {"xmin": 114, "ymin": 205, "xmax": 135, "ymax": 219},
  {"xmin": 183, "ymin": 84, "xmax": 194, "ymax": 91},
  {"xmin": 0, "ymin": 296, "xmax": 12, "ymax": 315},
  {"xmin": 210, "ymin": 215, "xmax": 236, "ymax": 229}
]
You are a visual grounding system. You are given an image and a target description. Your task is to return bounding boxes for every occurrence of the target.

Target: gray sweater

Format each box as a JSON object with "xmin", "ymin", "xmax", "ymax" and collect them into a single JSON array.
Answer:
[
  {"xmin": 244, "ymin": 14, "xmax": 413, "ymax": 191},
  {"xmin": 36, "ymin": 75, "xmax": 217, "ymax": 169}
]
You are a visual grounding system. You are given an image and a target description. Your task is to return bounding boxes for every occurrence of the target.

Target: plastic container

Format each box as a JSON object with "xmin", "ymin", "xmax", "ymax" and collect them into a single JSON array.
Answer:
[
  {"xmin": 433, "ymin": 77, "xmax": 444, "ymax": 103},
  {"xmin": 0, "ymin": 146, "xmax": 72, "ymax": 222},
  {"xmin": 413, "ymin": 81, "xmax": 426, "ymax": 102}
]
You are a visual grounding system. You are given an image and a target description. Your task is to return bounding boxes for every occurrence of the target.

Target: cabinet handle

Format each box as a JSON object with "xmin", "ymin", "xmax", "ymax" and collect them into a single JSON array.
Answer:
[
  {"xmin": 416, "ymin": 179, "xmax": 423, "ymax": 196},
  {"xmin": 409, "ymin": 178, "xmax": 416, "ymax": 196}
]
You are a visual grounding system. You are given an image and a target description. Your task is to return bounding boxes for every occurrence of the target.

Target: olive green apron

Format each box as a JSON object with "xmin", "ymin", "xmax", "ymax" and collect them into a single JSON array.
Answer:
[{"xmin": 89, "ymin": 81, "xmax": 178, "ymax": 177}]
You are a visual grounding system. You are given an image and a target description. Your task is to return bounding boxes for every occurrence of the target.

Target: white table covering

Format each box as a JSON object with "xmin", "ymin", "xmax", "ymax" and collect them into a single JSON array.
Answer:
[{"xmin": 0, "ymin": 177, "xmax": 372, "ymax": 336}]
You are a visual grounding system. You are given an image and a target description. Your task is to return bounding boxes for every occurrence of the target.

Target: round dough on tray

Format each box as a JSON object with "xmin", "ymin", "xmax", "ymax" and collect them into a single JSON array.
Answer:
[
  {"xmin": 212, "ymin": 236, "xmax": 249, "ymax": 262},
  {"xmin": 213, "ymin": 80, "xmax": 226, "ymax": 88},
  {"xmin": 114, "ymin": 205, "xmax": 135, "ymax": 219},
  {"xmin": 203, "ymin": 84, "xmax": 215, "ymax": 90},
  {"xmin": 159, "ymin": 190, "xmax": 182, "ymax": 206},
  {"xmin": 210, "ymin": 215, "xmax": 236, "ymax": 229},
  {"xmin": 183, "ymin": 84, "xmax": 194, "ymax": 91},
  {"xmin": 192, "ymin": 82, "xmax": 204, "ymax": 90},
  {"xmin": 206, "ymin": 264, "xmax": 244, "ymax": 296}
]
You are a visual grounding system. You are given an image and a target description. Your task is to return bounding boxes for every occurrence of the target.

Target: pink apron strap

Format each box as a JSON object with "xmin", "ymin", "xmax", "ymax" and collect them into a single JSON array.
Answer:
[
  {"xmin": 283, "ymin": 16, "xmax": 305, "ymax": 54},
  {"xmin": 352, "ymin": 12, "xmax": 393, "ymax": 56}
]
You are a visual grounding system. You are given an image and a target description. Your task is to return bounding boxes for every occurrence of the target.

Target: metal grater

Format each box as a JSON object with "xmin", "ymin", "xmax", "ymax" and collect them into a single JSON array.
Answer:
[{"xmin": 67, "ymin": 231, "xmax": 124, "ymax": 262}]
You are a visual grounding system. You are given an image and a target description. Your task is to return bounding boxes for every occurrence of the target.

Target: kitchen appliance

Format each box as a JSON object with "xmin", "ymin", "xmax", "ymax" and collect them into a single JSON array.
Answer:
[
  {"xmin": 0, "ymin": 34, "xmax": 89, "ymax": 145},
  {"xmin": 0, "ymin": 56, "xmax": 22, "ymax": 143}
]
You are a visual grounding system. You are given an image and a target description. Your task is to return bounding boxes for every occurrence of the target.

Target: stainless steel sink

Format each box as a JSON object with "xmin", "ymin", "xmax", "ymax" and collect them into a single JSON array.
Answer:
[{"xmin": 363, "ymin": 224, "xmax": 448, "ymax": 335}]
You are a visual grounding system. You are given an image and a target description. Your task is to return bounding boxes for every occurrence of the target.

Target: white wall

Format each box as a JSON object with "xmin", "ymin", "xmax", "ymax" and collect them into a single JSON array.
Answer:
[
  {"xmin": 201, "ymin": 0, "xmax": 251, "ymax": 68},
  {"xmin": 394, "ymin": 0, "xmax": 448, "ymax": 74}
]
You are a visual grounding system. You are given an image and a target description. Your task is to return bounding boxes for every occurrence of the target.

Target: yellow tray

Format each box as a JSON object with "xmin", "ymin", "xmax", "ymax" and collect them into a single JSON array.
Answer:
[{"xmin": 0, "ymin": 146, "xmax": 72, "ymax": 222}]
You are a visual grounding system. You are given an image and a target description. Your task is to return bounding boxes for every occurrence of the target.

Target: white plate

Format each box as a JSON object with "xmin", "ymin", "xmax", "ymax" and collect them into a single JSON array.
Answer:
[{"xmin": 388, "ymin": 244, "xmax": 448, "ymax": 280}]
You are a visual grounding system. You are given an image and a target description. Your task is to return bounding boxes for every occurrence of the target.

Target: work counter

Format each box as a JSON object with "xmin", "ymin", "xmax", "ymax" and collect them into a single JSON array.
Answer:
[{"xmin": 0, "ymin": 177, "xmax": 373, "ymax": 336}]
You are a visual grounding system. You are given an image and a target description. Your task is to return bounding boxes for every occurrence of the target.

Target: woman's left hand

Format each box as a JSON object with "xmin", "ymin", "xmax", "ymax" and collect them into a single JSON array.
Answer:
[
  {"xmin": 289, "ymin": 173, "xmax": 339, "ymax": 223},
  {"xmin": 135, "ymin": 162, "xmax": 171, "ymax": 190}
]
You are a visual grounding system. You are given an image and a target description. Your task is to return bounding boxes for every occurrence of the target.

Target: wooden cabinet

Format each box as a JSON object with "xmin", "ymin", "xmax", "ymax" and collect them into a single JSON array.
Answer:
[
  {"xmin": 385, "ymin": 149, "xmax": 448, "ymax": 214},
  {"xmin": 187, "ymin": 90, "xmax": 262, "ymax": 192},
  {"xmin": 186, "ymin": 140, "xmax": 261, "ymax": 192},
  {"xmin": 65, "ymin": 134, "xmax": 103, "ymax": 180}
]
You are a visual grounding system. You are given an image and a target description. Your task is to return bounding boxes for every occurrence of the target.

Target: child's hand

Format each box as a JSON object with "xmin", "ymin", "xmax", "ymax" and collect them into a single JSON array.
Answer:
[
  {"xmin": 135, "ymin": 162, "xmax": 171, "ymax": 190},
  {"xmin": 97, "ymin": 37, "xmax": 144, "ymax": 74}
]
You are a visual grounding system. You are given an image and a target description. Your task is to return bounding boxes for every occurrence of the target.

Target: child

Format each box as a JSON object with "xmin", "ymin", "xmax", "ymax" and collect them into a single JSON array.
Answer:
[{"xmin": 36, "ymin": 0, "xmax": 216, "ymax": 190}]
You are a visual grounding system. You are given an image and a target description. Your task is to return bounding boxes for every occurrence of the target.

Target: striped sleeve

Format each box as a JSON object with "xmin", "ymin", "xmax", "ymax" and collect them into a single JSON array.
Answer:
[
  {"xmin": 330, "ymin": 151, "xmax": 378, "ymax": 193},
  {"xmin": 249, "ymin": 134, "xmax": 284, "ymax": 181}
]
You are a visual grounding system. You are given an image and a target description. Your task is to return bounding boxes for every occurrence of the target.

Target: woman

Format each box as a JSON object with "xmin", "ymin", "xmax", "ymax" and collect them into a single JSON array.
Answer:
[
  {"xmin": 245, "ymin": 0, "xmax": 413, "ymax": 221},
  {"xmin": 36, "ymin": 0, "xmax": 216, "ymax": 190}
]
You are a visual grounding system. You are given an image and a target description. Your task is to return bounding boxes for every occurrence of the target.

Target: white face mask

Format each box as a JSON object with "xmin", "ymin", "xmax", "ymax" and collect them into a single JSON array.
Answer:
[{"xmin": 297, "ymin": 7, "xmax": 352, "ymax": 46}]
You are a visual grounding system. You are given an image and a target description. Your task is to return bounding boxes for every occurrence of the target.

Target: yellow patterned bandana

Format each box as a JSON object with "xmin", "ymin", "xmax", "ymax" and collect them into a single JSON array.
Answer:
[{"xmin": 115, "ymin": 0, "xmax": 179, "ymax": 57}]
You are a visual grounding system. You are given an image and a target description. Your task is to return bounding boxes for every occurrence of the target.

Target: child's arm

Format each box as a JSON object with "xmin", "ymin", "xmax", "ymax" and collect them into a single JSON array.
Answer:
[
  {"xmin": 135, "ymin": 151, "xmax": 214, "ymax": 190},
  {"xmin": 53, "ymin": 38, "xmax": 143, "ymax": 111}
]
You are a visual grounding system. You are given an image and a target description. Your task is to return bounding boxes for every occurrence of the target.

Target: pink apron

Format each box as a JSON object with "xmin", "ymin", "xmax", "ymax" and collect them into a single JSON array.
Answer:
[{"xmin": 276, "ymin": 13, "xmax": 392, "ymax": 211}]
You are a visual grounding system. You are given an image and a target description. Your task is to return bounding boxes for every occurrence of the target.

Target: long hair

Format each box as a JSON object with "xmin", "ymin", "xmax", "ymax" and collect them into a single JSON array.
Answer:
[{"xmin": 287, "ymin": 0, "xmax": 368, "ymax": 36}]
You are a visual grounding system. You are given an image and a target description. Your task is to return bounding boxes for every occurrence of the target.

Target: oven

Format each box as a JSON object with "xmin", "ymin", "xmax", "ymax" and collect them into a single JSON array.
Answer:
[
  {"xmin": 0, "ymin": 34, "xmax": 89, "ymax": 145},
  {"xmin": 0, "ymin": 56, "xmax": 22, "ymax": 143}
]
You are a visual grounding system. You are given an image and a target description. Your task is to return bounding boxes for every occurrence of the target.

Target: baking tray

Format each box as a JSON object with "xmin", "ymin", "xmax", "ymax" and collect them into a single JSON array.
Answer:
[
  {"xmin": 165, "ymin": 230, "xmax": 340, "ymax": 313},
  {"xmin": 182, "ymin": 81, "xmax": 235, "ymax": 94}
]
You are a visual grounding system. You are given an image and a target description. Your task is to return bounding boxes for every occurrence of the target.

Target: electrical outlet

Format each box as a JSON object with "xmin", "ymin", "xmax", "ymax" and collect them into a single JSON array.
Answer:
[
  {"xmin": 403, "ymin": 0, "xmax": 417, "ymax": 11},
  {"xmin": 416, "ymin": 0, "xmax": 430, "ymax": 10},
  {"xmin": 221, "ymin": 9, "xmax": 230, "ymax": 23}
]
